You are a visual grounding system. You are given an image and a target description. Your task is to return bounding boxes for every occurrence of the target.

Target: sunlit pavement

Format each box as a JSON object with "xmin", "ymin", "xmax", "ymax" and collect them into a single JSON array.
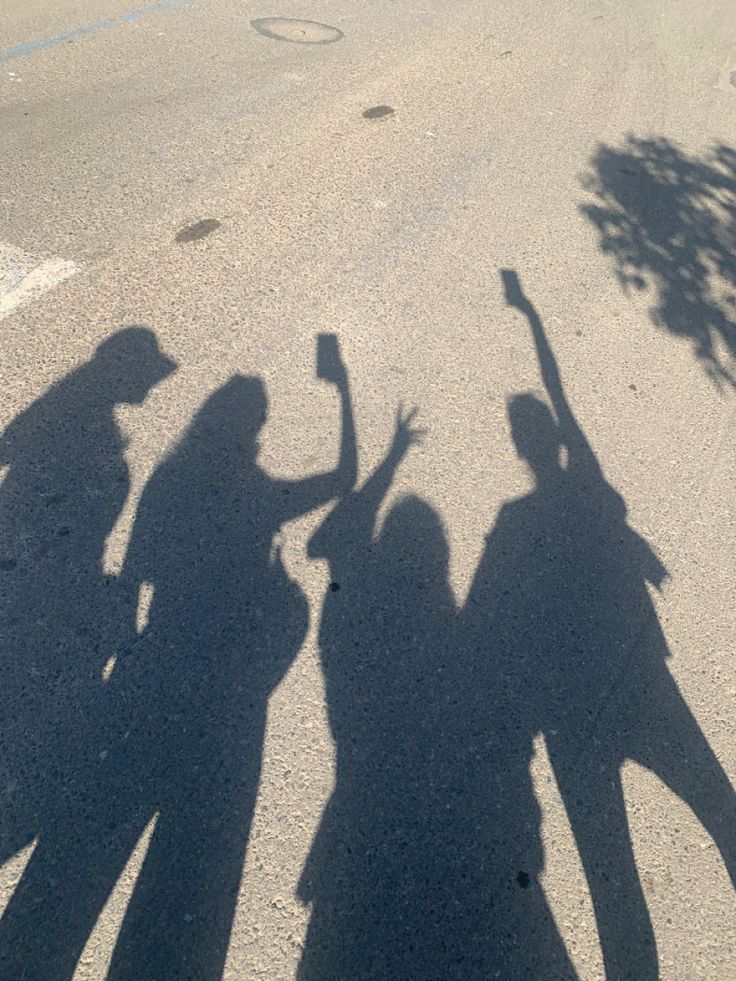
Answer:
[{"xmin": 1, "ymin": 2, "xmax": 734, "ymax": 978}]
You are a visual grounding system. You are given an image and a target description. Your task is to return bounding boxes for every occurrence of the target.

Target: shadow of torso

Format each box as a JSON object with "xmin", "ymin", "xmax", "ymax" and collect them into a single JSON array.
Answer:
[
  {"xmin": 0, "ymin": 374, "xmax": 129, "ymax": 854},
  {"xmin": 106, "ymin": 423, "xmax": 309, "ymax": 980}
]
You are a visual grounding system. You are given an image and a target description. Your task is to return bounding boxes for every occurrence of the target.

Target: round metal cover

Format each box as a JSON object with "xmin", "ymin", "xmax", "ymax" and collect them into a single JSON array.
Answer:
[{"xmin": 250, "ymin": 18, "xmax": 343, "ymax": 44}]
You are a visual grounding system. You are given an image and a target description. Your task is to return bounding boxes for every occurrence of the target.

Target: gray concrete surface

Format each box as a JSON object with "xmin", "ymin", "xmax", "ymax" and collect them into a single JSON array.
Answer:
[{"xmin": 0, "ymin": 1, "xmax": 734, "ymax": 978}]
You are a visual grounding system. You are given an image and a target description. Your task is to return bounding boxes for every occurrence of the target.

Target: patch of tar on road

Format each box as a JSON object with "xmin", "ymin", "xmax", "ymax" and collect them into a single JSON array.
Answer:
[
  {"xmin": 250, "ymin": 18, "xmax": 343, "ymax": 45},
  {"xmin": 363, "ymin": 105, "xmax": 394, "ymax": 120},
  {"xmin": 175, "ymin": 219, "xmax": 221, "ymax": 243}
]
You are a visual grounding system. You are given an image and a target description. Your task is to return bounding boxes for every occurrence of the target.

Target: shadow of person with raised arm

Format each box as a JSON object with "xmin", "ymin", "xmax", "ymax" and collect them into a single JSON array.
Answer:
[
  {"xmin": 299, "ymin": 407, "xmax": 475, "ymax": 980},
  {"xmin": 103, "ymin": 336, "xmax": 357, "ymax": 981},
  {"xmin": 0, "ymin": 335, "xmax": 355, "ymax": 980},
  {"xmin": 464, "ymin": 269, "xmax": 735, "ymax": 980},
  {"xmin": 0, "ymin": 328, "xmax": 176, "ymax": 977},
  {"xmin": 300, "ymin": 402, "xmax": 578, "ymax": 980}
]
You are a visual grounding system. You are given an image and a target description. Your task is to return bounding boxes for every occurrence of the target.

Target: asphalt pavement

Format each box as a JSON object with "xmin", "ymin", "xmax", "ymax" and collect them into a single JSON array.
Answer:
[{"xmin": 1, "ymin": 1, "xmax": 734, "ymax": 978}]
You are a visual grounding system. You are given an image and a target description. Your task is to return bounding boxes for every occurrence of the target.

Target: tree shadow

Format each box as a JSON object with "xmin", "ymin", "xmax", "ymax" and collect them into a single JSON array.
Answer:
[
  {"xmin": 581, "ymin": 135, "xmax": 736, "ymax": 387},
  {"xmin": 0, "ymin": 333, "xmax": 357, "ymax": 980}
]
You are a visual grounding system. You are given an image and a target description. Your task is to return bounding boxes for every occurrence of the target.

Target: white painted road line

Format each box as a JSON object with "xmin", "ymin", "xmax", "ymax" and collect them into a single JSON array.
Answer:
[{"xmin": 0, "ymin": 244, "xmax": 77, "ymax": 320}]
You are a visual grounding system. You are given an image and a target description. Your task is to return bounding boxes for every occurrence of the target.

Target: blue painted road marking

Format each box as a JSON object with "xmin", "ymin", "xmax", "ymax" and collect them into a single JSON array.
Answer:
[{"xmin": 0, "ymin": 0, "xmax": 191, "ymax": 64}]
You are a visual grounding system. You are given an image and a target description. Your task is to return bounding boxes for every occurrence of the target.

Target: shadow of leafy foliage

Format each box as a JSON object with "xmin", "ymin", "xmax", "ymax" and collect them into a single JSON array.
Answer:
[{"xmin": 582, "ymin": 135, "xmax": 736, "ymax": 387}]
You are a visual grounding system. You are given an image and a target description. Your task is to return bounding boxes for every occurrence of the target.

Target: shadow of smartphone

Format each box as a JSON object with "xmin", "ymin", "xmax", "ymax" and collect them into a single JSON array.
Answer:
[
  {"xmin": 316, "ymin": 333, "xmax": 343, "ymax": 383},
  {"xmin": 500, "ymin": 268, "xmax": 525, "ymax": 308}
]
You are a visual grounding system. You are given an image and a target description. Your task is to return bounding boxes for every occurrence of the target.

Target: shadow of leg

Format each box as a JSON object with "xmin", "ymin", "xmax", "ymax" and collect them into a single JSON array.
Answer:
[
  {"xmin": 107, "ymin": 740, "xmax": 262, "ymax": 981},
  {"xmin": 0, "ymin": 811, "xmax": 144, "ymax": 981},
  {"xmin": 632, "ymin": 671, "xmax": 736, "ymax": 889},
  {"xmin": 549, "ymin": 753, "xmax": 658, "ymax": 981}
]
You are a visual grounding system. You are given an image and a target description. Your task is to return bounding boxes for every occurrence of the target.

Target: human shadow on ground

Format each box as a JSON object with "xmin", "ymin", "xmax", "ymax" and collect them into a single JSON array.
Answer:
[
  {"xmin": 462, "ymin": 270, "xmax": 735, "ymax": 979},
  {"xmin": 0, "ymin": 332, "xmax": 357, "ymax": 980},
  {"xmin": 0, "ymin": 328, "xmax": 176, "ymax": 977},
  {"xmin": 299, "ymin": 271, "xmax": 735, "ymax": 981},
  {"xmin": 1, "ymin": 299, "xmax": 732, "ymax": 980},
  {"xmin": 298, "ymin": 404, "xmax": 575, "ymax": 980},
  {"xmin": 581, "ymin": 136, "xmax": 736, "ymax": 387}
]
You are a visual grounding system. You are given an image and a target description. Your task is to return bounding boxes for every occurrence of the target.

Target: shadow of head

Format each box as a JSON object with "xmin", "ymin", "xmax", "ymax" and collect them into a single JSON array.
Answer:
[
  {"xmin": 189, "ymin": 375, "xmax": 268, "ymax": 457},
  {"xmin": 94, "ymin": 327, "xmax": 177, "ymax": 404},
  {"xmin": 379, "ymin": 494, "xmax": 450, "ymax": 579},
  {"xmin": 508, "ymin": 393, "xmax": 561, "ymax": 479}
]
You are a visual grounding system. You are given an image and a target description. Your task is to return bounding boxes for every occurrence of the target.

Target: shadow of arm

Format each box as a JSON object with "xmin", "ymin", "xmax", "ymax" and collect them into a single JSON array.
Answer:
[
  {"xmin": 277, "ymin": 351, "xmax": 358, "ymax": 518},
  {"xmin": 308, "ymin": 406, "xmax": 422, "ymax": 560},
  {"xmin": 501, "ymin": 268, "xmax": 600, "ymax": 475}
]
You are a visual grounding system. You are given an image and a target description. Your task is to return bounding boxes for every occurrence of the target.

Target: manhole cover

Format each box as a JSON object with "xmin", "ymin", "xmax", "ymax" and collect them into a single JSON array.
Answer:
[{"xmin": 250, "ymin": 18, "xmax": 343, "ymax": 44}]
